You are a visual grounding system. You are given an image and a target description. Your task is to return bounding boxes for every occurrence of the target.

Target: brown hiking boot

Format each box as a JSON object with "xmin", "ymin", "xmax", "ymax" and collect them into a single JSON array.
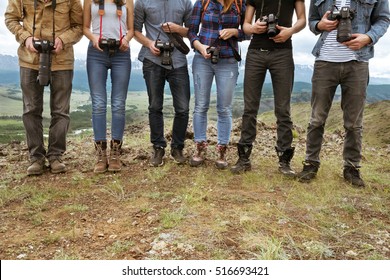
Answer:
[
  {"xmin": 49, "ymin": 157, "xmax": 66, "ymax": 174},
  {"xmin": 150, "ymin": 146, "xmax": 165, "ymax": 167},
  {"xmin": 215, "ymin": 144, "xmax": 228, "ymax": 169},
  {"xmin": 108, "ymin": 140, "xmax": 122, "ymax": 172},
  {"xmin": 27, "ymin": 158, "xmax": 45, "ymax": 176},
  {"xmin": 94, "ymin": 141, "xmax": 108, "ymax": 173},
  {"xmin": 189, "ymin": 141, "xmax": 207, "ymax": 167}
]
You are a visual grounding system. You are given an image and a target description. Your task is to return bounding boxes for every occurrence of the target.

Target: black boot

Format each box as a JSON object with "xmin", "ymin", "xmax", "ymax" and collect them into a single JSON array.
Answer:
[
  {"xmin": 230, "ymin": 144, "xmax": 252, "ymax": 174},
  {"xmin": 276, "ymin": 147, "xmax": 296, "ymax": 177}
]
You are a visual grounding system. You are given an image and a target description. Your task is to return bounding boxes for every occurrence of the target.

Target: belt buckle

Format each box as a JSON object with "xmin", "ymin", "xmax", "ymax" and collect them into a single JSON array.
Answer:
[{"xmin": 260, "ymin": 48, "xmax": 269, "ymax": 52}]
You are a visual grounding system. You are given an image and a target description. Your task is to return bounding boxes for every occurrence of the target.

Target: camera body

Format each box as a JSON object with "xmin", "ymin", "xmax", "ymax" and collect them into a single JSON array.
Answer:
[
  {"xmin": 155, "ymin": 39, "xmax": 174, "ymax": 66},
  {"xmin": 99, "ymin": 38, "xmax": 121, "ymax": 56},
  {"xmin": 33, "ymin": 39, "xmax": 55, "ymax": 86},
  {"xmin": 261, "ymin": 14, "xmax": 279, "ymax": 37},
  {"xmin": 99, "ymin": 38, "xmax": 120, "ymax": 49},
  {"xmin": 328, "ymin": 6, "xmax": 354, "ymax": 43},
  {"xmin": 206, "ymin": 46, "xmax": 219, "ymax": 64}
]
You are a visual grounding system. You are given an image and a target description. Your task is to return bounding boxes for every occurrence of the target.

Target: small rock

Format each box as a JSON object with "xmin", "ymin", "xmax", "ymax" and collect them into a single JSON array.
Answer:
[{"xmin": 17, "ymin": 253, "xmax": 27, "ymax": 259}]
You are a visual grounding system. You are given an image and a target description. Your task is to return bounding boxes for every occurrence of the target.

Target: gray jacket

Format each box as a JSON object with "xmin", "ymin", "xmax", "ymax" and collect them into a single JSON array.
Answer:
[{"xmin": 309, "ymin": 0, "xmax": 390, "ymax": 60}]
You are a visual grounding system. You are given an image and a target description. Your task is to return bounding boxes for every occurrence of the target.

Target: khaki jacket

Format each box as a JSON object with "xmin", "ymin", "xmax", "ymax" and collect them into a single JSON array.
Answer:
[{"xmin": 5, "ymin": 0, "xmax": 83, "ymax": 71}]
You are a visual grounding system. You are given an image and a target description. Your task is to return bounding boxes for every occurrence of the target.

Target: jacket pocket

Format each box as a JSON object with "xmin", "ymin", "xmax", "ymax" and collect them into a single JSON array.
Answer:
[
  {"xmin": 54, "ymin": 0, "xmax": 71, "ymax": 30},
  {"xmin": 357, "ymin": 0, "xmax": 378, "ymax": 18}
]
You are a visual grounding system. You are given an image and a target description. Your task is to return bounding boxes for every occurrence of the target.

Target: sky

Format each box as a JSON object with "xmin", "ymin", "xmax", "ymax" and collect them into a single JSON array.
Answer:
[{"xmin": 1, "ymin": 1, "xmax": 390, "ymax": 78}]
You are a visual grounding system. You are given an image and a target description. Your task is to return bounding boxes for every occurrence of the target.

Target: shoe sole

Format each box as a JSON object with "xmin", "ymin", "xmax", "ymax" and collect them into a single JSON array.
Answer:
[
  {"xmin": 215, "ymin": 163, "xmax": 228, "ymax": 170},
  {"xmin": 27, "ymin": 171, "xmax": 44, "ymax": 176},
  {"xmin": 344, "ymin": 178, "xmax": 365, "ymax": 188},
  {"xmin": 230, "ymin": 166, "xmax": 251, "ymax": 174},
  {"xmin": 149, "ymin": 160, "xmax": 164, "ymax": 167},
  {"xmin": 170, "ymin": 155, "xmax": 186, "ymax": 165},
  {"xmin": 279, "ymin": 170, "xmax": 297, "ymax": 178},
  {"xmin": 189, "ymin": 160, "xmax": 204, "ymax": 167},
  {"xmin": 50, "ymin": 169, "xmax": 66, "ymax": 174}
]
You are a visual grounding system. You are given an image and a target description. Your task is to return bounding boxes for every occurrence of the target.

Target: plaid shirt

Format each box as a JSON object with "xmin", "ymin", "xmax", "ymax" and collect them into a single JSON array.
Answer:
[{"xmin": 188, "ymin": 0, "xmax": 247, "ymax": 58}]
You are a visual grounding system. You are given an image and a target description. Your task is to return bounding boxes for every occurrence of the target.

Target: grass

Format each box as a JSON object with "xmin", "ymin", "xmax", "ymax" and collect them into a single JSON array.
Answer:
[{"xmin": 0, "ymin": 89, "xmax": 389, "ymax": 260}]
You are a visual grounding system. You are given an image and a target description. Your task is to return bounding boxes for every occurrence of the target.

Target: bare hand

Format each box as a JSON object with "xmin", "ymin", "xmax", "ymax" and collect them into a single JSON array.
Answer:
[
  {"xmin": 149, "ymin": 40, "xmax": 161, "ymax": 56},
  {"xmin": 52, "ymin": 37, "xmax": 64, "ymax": 54},
  {"xmin": 271, "ymin": 26, "xmax": 292, "ymax": 43},
  {"xmin": 91, "ymin": 34, "xmax": 103, "ymax": 52},
  {"xmin": 251, "ymin": 19, "xmax": 267, "ymax": 34},
  {"xmin": 317, "ymin": 11, "xmax": 339, "ymax": 32},
  {"xmin": 201, "ymin": 45, "xmax": 212, "ymax": 60},
  {"xmin": 25, "ymin": 37, "xmax": 38, "ymax": 53},
  {"xmin": 219, "ymin": 28, "xmax": 238, "ymax": 40},
  {"xmin": 343, "ymin": 34, "xmax": 372, "ymax": 50},
  {"xmin": 119, "ymin": 37, "xmax": 130, "ymax": 52},
  {"xmin": 161, "ymin": 22, "xmax": 178, "ymax": 33}
]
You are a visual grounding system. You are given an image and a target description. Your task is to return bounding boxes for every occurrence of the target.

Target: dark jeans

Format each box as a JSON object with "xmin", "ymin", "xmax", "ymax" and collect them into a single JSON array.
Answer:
[
  {"xmin": 142, "ymin": 59, "xmax": 190, "ymax": 149},
  {"xmin": 20, "ymin": 67, "xmax": 73, "ymax": 162},
  {"xmin": 239, "ymin": 48, "xmax": 294, "ymax": 152},
  {"xmin": 305, "ymin": 60, "xmax": 368, "ymax": 167}
]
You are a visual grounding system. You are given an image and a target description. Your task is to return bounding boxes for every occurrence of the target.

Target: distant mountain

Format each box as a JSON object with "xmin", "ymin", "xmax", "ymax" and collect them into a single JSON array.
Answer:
[{"xmin": 1, "ymin": 54, "xmax": 389, "ymax": 102}]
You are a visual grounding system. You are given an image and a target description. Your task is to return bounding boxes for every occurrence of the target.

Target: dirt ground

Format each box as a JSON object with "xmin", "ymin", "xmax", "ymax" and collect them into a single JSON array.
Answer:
[{"xmin": 1, "ymin": 121, "xmax": 389, "ymax": 260}]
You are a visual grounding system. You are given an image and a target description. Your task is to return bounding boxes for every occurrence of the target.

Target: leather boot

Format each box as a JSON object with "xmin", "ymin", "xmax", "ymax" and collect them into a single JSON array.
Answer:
[
  {"xmin": 108, "ymin": 140, "xmax": 122, "ymax": 172},
  {"xmin": 215, "ymin": 144, "xmax": 228, "ymax": 169},
  {"xmin": 27, "ymin": 158, "xmax": 45, "ymax": 176},
  {"xmin": 276, "ymin": 147, "xmax": 296, "ymax": 177},
  {"xmin": 94, "ymin": 141, "xmax": 107, "ymax": 173},
  {"xmin": 189, "ymin": 141, "xmax": 207, "ymax": 167},
  {"xmin": 230, "ymin": 144, "xmax": 252, "ymax": 174}
]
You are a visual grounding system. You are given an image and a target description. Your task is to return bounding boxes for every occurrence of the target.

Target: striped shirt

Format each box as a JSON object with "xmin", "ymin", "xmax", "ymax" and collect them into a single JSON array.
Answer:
[
  {"xmin": 317, "ymin": 0, "xmax": 357, "ymax": 62},
  {"xmin": 188, "ymin": 0, "xmax": 246, "ymax": 58}
]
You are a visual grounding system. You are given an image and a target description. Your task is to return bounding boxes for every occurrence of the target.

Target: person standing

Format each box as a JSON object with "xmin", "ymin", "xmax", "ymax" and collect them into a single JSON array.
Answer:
[
  {"xmin": 5, "ymin": 0, "xmax": 83, "ymax": 175},
  {"xmin": 83, "ymin": 0, "xmax": 134, "ymax": 173},
  {"xmin": 134, "ymin": 0, "xmax": 193, "ymax": 167},
  {"xmin": 298, "ymin": 0, "xmax": 389, "ymax": 187},
  {"xmin": 188, "ymin": 0, "xmax": 247, "ymax": 169},
  {"xmin": 230, "ymin": 0, "xmax": 306, "ymax": 175}
]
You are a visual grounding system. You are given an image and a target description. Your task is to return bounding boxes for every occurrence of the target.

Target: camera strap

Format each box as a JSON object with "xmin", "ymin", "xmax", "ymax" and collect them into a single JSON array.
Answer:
[
  {"xmin": 259, "ymin": 0, "xmax": 282, "ymax": 18},
  {"xmin": 98, "ymin": 0, "xmax": 123, "ymax": 43},
  {"xmin": 164, "ymin": 23, "xmax": 190, "ymax": 55},
  {"xmin": 33, "ymin": 0, "xmax": 56, "ymax": 42}
]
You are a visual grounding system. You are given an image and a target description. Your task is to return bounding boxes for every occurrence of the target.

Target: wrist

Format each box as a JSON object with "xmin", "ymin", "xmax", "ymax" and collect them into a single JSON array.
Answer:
[{"xmin": 315, "ymin": 21, "xmax": 321, "ymax": 32}]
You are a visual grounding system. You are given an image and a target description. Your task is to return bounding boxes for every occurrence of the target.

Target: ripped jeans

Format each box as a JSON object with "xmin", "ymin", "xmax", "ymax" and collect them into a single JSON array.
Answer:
[{"xmin": 192, "ymin": 53, "xmax": 239, "ymax": 145}]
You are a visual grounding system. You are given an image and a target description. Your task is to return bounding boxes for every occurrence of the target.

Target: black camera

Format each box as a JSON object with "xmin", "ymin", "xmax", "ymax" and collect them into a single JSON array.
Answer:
[
  {"xmin": 155, "ymin": 39, "xmax": 174, "ymax": 66},
  {"xmin": 99, "ymin": 38, "xmax": 120, "ymax": 56},
  {"xmin": 33, "ymin": 39, "xmax": 55, "ymax": 86},
  {"xmin": 261, "ymin": 14, "xmax": 279, "ymax": 37},
  {"xmin": 206, "ymin": 46, "xmax": 219, "ymax": 64},
  {"xmin": 328, "ymin": 6, "xmax": 354, "ymax": 43}
]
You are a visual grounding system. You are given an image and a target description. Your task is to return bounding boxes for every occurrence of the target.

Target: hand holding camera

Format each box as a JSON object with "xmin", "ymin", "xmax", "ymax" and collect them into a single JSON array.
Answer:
[
  {"xmin": 261, "ymin": 14, "xmax": 280, "ymax": 37},
  {"xmin": 155, "ymin": 39, "xmax": 174, "ymax": 66},
  {"xmin": 206, "ymin": 46, "xmax": 220, "ymax": 64},
  {"xmin": 33, "ymin": 38, "xmax": 55, "ymax": 86},
  {"xmin": 328, "ymin": 6, "xmax": 354, "ymax": 43},
  {"xmin": 317, "ymin": 11, "xmax": 339, "ymax": 32}
]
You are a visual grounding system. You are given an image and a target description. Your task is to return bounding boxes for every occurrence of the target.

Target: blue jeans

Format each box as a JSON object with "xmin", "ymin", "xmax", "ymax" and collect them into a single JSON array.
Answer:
[
  {"xmin": 305, "ymin": 60, "xmax": 368, "ymax": 167},
  {"xmin": 142, "ymin": 58, "xmax": 190, "ymax": 149},
  {"xmin": 239, "ymin": 48, "xmax": 294, "ymax": 152},
  {"xmin": 20, "ymin": 67, "xmax": 73, "ymax": 161},
  {"xmin": 86, "ymin": 43, "xmax": 131, "ymax": 141},
  {"xmin": 192, "ymin": 53, "xmax": 239, "ymax": 145}
]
